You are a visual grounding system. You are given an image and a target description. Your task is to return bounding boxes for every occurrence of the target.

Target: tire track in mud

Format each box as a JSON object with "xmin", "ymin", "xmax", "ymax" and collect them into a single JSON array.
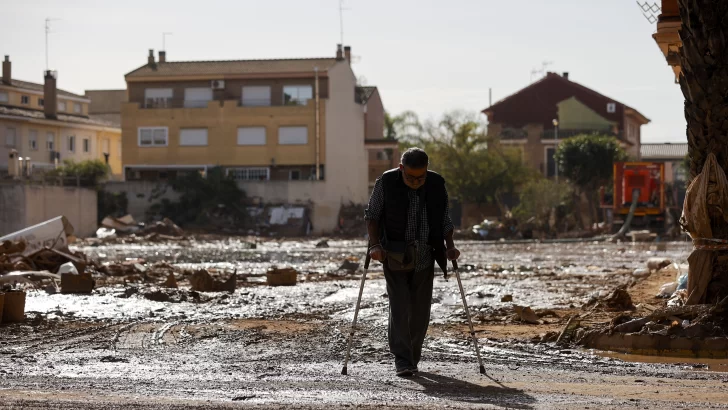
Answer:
[{"xmin": 7, "ymin": 323, "xmax": 119, "ymax": 354}]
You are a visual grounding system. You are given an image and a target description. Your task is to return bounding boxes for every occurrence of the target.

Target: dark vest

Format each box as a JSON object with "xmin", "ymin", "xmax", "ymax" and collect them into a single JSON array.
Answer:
[{"xmin": 379, "ymin": 168, "xmax": 448, "ymax": 272}]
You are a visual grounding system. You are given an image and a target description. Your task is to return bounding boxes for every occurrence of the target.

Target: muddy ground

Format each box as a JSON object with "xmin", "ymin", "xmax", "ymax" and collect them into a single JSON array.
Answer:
[{"xmin": 2, "ymin": 238, "xmax": 728, "ymax": 409}]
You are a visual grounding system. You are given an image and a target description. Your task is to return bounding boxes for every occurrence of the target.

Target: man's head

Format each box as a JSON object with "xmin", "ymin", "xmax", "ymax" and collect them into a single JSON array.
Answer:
[{"xmin": 399, "ymin": 147, "xmax": 428, "ymax": 189}]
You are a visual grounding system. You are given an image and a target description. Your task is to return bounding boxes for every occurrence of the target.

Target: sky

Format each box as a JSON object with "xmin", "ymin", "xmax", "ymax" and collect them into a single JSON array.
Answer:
[{"xmin": 1, "ymin": 0, "xmax": 685, "ymax": 143}]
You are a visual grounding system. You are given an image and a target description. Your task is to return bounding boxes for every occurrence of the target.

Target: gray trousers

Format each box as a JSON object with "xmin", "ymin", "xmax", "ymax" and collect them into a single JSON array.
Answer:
[{"xmin": 383, "ymin": 264, "xmax": 435, "ymax": 370}]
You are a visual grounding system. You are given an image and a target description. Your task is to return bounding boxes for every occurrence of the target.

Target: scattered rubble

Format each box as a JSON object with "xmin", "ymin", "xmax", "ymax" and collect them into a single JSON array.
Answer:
[
  {"xmin": 514, "ymin": 305, "xmax": 540, "ymax": 324},
  {"xmin": 163, "ymin": 273, "xmax": 178, "ymax": 288},
  {"xmin": 1, "ymin": 290, "xmax": 26, "ymax": 323},
  {"xmin": 189, "ymin": 269, "xmax": 236, "ymax": 293},
  {"xmin": 646, "ymin": 257, "xmax": 672, "ymax": 272},
  {"xmin": 266, "ymin": 268, "xmax": 298, "ymax": 286}
]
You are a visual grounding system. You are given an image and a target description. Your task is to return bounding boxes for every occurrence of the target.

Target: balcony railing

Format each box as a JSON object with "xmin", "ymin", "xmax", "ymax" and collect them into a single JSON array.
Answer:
[
  {"xmin": 541, "ymin": 128, "xmax": 621, "ymax": 140},
  {"xmin": 140, "ymin": 97, "xmax": 312, "ymax": 109},
  {"xmin": 498, "ymin": 128, "xmax": 528, "ymax": 140}
]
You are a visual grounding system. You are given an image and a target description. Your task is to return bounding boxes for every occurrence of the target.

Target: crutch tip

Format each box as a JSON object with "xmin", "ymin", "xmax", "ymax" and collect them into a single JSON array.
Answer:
[
  {"xmin": 479, "ymin": 365, "xmax": 486, "ymax": 374},
  {"xmin": 341, "ymin": 366, "xmax": 348, "ymax": 375}
]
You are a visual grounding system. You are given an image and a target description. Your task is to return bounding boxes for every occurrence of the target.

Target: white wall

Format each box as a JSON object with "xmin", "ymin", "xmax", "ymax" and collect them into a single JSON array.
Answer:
[{"xmin": 316, "ymin": 61, "xmax": 368, "ymax": 232}]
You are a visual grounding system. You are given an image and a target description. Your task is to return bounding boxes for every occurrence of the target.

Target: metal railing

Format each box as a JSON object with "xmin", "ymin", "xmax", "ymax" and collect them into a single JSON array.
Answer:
[
  {"xmin": 541, "ymin": 128, "xmax": 621, "ymax": 140},
  {"xmin": 140, "ymin": 98, "xmax": 312, "ymax": 109}
]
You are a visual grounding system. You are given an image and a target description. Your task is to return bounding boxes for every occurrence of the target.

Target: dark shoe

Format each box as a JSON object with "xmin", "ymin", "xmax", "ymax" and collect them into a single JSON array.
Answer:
[
  {"xmin": 396, "ymin": 368, "xmax": 414, "ymax": 377},
  {"xmin": 410, "ymin": 366, "xmax": 419, "ymax": 374}
]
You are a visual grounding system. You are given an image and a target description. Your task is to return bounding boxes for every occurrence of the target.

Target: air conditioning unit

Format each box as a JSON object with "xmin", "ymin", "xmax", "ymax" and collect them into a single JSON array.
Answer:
[{"xmin": 211, "ymin": 80, "xmax": 225, "ymax": 90}]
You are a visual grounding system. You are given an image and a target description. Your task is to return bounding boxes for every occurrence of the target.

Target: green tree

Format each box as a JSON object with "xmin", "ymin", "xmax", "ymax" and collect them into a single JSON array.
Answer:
[
  {"xmin": 384, "ymin": 110, "xmax": 422, "ymax": 142},
  {"xmin": 513, "ymin": 178, "xmax": 573, "ymax": 234},
  {"xmin": 413, "ymin": 111, "xmax": 534, "ymax": 209},
  {"xmin": 555, "ymin": 134, "xmax": 627, "ymax": 224},
  {"xmin": 47, "ymin": 159, "xmax": 110, "ymax": 185},
  {"xmin": 148, "ymin": 167, "xmax": 247, "ymax": 228}
]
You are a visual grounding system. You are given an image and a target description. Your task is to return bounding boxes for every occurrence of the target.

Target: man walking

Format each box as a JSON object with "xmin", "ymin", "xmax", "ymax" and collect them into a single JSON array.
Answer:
[{"xmin": 365, "ymin": 147, "xmax": 460, "ymax": 377}]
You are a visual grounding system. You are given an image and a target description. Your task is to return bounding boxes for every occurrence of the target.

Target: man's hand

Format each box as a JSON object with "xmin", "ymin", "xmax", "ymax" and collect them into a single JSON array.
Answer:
[
  {"xmin": 369, "ymin": 244, "xmax": 386, "ymax": 261},
  {"xmin": 446, "ymin": 247, "xmax": 460, "ymax": 261}
]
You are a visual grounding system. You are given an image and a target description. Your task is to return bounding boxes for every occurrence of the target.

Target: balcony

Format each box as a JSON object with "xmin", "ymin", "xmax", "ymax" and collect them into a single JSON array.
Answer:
[
  {"xmin": 498, "ymin": 128, "xmax": 528, "ymax": 140},
  {"xmin": 541, "ymin": 127, "xmax": 619, "ymax": 140},
  {"xmin": 140, "ymin": 98, "xmax": 312, "ymax": 109}
]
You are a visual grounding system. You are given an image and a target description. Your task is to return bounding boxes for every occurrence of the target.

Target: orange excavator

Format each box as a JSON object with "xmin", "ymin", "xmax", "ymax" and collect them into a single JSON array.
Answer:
[{"xmin": 602, "ymin": 162, "xmax": 666, "ymax": 233}]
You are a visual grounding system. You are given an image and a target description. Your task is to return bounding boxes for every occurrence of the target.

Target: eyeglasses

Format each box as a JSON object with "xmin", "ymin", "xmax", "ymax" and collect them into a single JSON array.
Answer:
[{"xmin": 403, "ymin": 171, "xmax": 426, "ymax": 184}]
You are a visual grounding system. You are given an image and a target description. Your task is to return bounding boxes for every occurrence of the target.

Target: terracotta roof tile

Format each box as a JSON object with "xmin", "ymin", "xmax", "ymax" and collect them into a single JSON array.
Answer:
[
  {"xmin": 0, "ymin": 105, "xmax": 119, "ymax": 128},
  {"xmin": 125, "ymin": 58, "xmax": 339, "ymax": 78},
  {"xmin": 7, "ymin": 79, "xmax": 88, "ymax": 100}
]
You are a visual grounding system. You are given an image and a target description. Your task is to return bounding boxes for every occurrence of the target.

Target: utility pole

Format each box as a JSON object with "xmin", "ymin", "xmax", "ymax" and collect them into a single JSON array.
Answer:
[{"xmin": 553, "ymin": 119, "xmax": 559, "ymax": 182}]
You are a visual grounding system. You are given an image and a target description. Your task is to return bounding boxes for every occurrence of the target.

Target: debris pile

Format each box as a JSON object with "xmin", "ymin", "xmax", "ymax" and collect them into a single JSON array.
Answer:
[
  {"xmin": 578, "ymin": 297, "xmax": 728, "ymax": 351},
  {"xmin": 1, "ymin": 224, "xmax": 94, "ymax": 296},
  {"xmin": 95, "ymin": 215, "xmax": 186, "ymax": 243}
]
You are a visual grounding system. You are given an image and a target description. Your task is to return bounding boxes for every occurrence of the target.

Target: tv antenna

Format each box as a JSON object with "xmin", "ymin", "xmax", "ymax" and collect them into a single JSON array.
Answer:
[
  {"xmin": 45, "ymin": 18, "xmax": 60, "ymax": 71},
  {"xmin": 162, "ymin": 32, "xmax": 173, "ymax": 51},
  {"xmin": 636, "ymin": 1, "xmax": 661, "ymax": 24},
  {"xmin": 339, "ymin": 0, "xmax": 350, "ymax": 46},
  {"xmin": 530, "ymin": 61, "xmax": 553, "ymax": 82}
]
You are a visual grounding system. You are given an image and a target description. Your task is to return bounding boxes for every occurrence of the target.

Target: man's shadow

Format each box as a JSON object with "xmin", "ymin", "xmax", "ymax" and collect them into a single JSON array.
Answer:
[{"xmin": 410, "ymin": 372, "xmax": 536, "ymax": 409}]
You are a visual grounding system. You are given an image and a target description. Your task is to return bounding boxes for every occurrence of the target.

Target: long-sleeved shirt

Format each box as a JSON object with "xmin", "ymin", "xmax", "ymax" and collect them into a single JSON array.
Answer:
[{"xmin": 364, "ymin": 178, "xmax": 454, "ymax": 272}]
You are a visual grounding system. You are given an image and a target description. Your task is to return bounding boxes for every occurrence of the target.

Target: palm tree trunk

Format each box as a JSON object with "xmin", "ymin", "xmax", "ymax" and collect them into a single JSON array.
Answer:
[{"xmin": 678, "ymin": 0, "xmax": 728, "ymax": 304}]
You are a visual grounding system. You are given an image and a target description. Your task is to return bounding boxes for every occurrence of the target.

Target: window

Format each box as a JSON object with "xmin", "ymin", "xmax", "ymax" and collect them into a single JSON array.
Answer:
[
  {"xmin": 144, "ymin": 88, "xmax": 173, "ymax": 108},
  {"xmin": 607, "ymin": 102, "xmax": 616, "ymax": 113},
  {"xmin": 21, "ymin": 95, "xmax": 29, "ymax": 105},
  {"xmin": 5, "ymin": 127, "xmax": 16, "ymax": 147},
  {"xmin": 289, "ymin": 169, "xmax": 301, "ymax": 181},
  {"xmin": 46, "ymin": 132, "xmax": 55, "ymax": 150},
  {"xmin": 183, "ymin": 88, "xmax": 212, "ymax": 108},
  {"xmin": 376, "ymin": 151, "xmax": 391, "ymax": 161},
  {"xmin": 29, "ymin": 130, "xmax": 38, "ymax": 150},
  {"xmin": 58, "ymin": 101, "xmax": 65, "ymax": 111},
  {"xmin": 102, "ymin": 139, "xmax": 110, "ymax": 154},
  {"xmin": 68, "ymin": 135, "xmax": 75, "ymax": 152},
  {"xmin": 242, "ymin": 86, "xmax": 271, "ymax": 106},
  {"xmin": 38, "ymin": 98, "xmax": 44, "ymax": 107},
  {"xmin": 226, "ymin": 167, "xmax": 270, "ymax": 181},
  {"xmin": 278, "ymin": 126, "xmax": 308, "ymax": 145},
  {"xmin": 138, "ymin": 127, "xmax": 168, "ymax": 146},
  {"xmin": 74, "ymin": 103, "xmax": 82, "ymax": 113},
  {"xmin": 180, "ymin": 128, "xmax": 208, "ymax": 146},
  {"xmin": 237, "ymin": 127, "xmax": 266, "ymax": 145},
  {"xmin": 83, "ymin": 138, "xmax": 90, "ymax": 153},
  {"xmin": 546, "ymin": 147, "xmax": 556, "ymax": 177},
  {"xmin": 0, "ymin": 91, "xmax": 7, "ymax": 103},
  {"xmin": 283, "ymin": 85, "xmax": 313, "ymax": 105}
]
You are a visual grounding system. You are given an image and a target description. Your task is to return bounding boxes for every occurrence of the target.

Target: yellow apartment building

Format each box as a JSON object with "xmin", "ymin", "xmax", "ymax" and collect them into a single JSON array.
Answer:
[
  {"xmin": 0, "ymin": 56, "xmax": 122, "ymax": 178},
  {"xmin": 122, "ymin": 45, "xmax": 384, "ymax": 232}
]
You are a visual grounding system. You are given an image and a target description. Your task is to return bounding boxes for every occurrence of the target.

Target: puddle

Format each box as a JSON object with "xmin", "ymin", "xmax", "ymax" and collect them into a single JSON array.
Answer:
[{"xmin": 595, "ymin": 350, "xmax": 728, "ymax": 372}]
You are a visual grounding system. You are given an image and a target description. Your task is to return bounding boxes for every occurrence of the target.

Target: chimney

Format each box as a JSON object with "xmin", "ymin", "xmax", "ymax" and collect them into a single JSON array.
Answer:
[
  {"xmin": 159, "ymin": 50, "xmax": 166, "ymax": 63},
  {"xmin": 2, "ymin": 56, "xmax": 10, "ymax": 85},
  {"xmin": 336, "ymin": 44, "xmax": 344, "ymax": 61},
  {"xmin": 43, "ymin": 70, "xmax": 58, "ymax": 119},
  {"xmin": 148, "ymin": 49, "xmax": 155, "ymax": 65},
  {"xmin": 562, "ymin": 72, "xmax": 569, "ymax": 80},
  {"xmin": 344, "ymin": 46, "xmax": 352, "ymax": 64}
]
